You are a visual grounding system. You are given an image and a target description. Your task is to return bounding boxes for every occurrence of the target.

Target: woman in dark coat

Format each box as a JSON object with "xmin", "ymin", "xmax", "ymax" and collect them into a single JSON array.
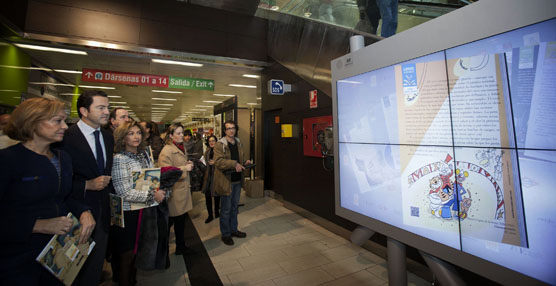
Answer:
[
  {"xmin": 201, "ymin": 135, "xmax": 220, "ymax": 223},
  {"xmin": 0, "ymin": 98, "xmax": 95, "ymax": 286}
]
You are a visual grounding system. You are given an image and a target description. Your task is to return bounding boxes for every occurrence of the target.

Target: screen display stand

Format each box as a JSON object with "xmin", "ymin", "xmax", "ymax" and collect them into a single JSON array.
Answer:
[
  {"xmin": 388, "ymin": 238, "xmax": 408, "ymax": 285},
  {"xmin": 420, "ymin": 251, "xmax": 465, "ymax": 286}
]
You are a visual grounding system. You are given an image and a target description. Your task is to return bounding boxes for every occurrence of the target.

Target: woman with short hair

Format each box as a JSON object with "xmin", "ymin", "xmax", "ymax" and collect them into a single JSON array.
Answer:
[{"xmin": 0, "ymin": 97, "xmax": 95, "ymax": 286}]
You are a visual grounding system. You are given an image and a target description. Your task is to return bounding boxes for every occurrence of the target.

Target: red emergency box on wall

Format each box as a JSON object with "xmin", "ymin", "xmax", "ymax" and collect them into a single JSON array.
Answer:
[{"xmin": 303, "ymin": 115, "xmax": 332, "ymax": 157}]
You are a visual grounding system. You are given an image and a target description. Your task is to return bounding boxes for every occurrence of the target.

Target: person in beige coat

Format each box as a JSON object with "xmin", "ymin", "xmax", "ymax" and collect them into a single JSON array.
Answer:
[{"xmin": 158, "ymin": 123, "xmax": 193, "ymax": 255}]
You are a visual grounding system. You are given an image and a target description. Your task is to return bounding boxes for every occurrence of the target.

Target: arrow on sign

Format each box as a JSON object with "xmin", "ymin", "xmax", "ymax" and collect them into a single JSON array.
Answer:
[
  {"xmin": 208, "ymin": 82, "xmax": 214, "ymax": 87},
  {"xmin": 85, "ymin": 72, "xmax": 93, "ymax": 79},
  {"xmin": 276, "ymin": 82, "xmax": 282, "ymax": 89}
]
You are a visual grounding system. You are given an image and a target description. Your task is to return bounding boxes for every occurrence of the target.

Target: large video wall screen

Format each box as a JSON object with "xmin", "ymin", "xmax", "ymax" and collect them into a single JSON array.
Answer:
[{"xmin": 337, "ymin": 19, "xmax": 556, "ymax": 284}]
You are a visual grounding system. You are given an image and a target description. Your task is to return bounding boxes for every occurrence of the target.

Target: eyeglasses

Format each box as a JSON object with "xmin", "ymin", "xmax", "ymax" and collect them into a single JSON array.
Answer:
[{"xmin": 225, "ymin": 127, "xmax": 236, "ymax": 130}]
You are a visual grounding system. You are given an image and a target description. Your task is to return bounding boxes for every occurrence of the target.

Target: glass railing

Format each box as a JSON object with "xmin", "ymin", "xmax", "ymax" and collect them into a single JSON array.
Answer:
[{"xmin": 258, "ymin": 0, "xmax": 471, "ymax": 37}]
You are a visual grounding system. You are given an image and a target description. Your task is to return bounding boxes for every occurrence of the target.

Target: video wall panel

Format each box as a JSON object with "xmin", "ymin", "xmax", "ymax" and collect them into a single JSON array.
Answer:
[{"xmin": 336, "ymin": 18, "xmax": 556, "ymax": 284}]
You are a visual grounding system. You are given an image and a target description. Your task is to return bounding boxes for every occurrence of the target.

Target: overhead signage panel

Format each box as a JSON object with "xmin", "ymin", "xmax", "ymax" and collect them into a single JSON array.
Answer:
[
  {"xmin": 82, "ymin": 69, "xmax": 214, "ymax": 91},
  {"xmin": 169, "ymin": 76, "xmax": 214, "ymax": 91},
  {"xmin": 82, "ymin": 68, "xmax": 168, "ymax": 87}
]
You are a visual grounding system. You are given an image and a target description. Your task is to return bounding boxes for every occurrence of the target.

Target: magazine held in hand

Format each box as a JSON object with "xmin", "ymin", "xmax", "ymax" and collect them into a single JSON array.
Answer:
[{"xmin": 35, "ymin": 213, "xmax": 95, "ymax": 286}]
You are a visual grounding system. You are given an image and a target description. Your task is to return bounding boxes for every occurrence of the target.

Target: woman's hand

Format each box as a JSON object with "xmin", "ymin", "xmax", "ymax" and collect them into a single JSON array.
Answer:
[
  {"xmin": 208, "ymin": 159, "xmax": 215, "ymax": 166},
  {"xmin": 78, "ymin": 211, "xmax": 96, "ymax": 244},
  {"xmin": 154, "ymin": 190, "xmax": 166, "ymax": 203},
  {"xmin": 181, "ymin": 161, "xmax": 194, "ymax": 172},
  {"xmin": 33, "ymin": 216, "xmax": 73, "ymax": 235}
]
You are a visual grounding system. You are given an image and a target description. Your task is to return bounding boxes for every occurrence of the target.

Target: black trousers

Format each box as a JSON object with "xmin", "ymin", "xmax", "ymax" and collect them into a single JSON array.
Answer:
[
  {"xmin": 205, "ymin": 192, "xmax": 220, "ymax": 216},
  {"xmin": 169, "ymin": 212, "xmax": 187, "ymax": 249}
]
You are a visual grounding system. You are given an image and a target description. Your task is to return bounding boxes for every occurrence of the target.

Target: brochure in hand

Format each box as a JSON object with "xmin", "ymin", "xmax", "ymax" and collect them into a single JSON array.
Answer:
[
  {"xmin": 36, "ymin": 213, "xmax": 95, "ymax": 286},
  {"xmin": 130, "ymin": 168, "xmax": 161, "ymax": 211},
  {"xmin": 223, "ymin": 163, "xmax": 256, "ymax": 175},
  {"xmin": 109, "ymin": 194, "xmax": 125, "ymax": 228}
]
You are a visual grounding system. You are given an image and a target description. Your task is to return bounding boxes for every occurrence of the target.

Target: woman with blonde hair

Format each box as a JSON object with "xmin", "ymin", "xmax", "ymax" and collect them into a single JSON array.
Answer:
[
  {"xmin": 158, "ymin": 123, "xmax": 193, "ymax": 255},
  {"xmin": 111, "ymin": 121, "xmax": 166, "ymax": 285},
  {"xmin": 0, "ymin": 97, "xmax": 95, "ymax": 285}
]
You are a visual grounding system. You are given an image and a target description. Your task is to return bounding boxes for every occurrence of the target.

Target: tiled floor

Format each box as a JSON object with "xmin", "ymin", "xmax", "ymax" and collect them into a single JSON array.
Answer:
[{"xmin": 131, "ymin": 191, "xmax": 431, "ymax": 286}]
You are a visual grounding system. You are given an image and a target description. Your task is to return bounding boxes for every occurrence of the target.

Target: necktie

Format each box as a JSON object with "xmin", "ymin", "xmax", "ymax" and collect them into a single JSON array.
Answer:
[{"xmin": 93, "ymin": 130, "xmax": 105, "ymax": 174}]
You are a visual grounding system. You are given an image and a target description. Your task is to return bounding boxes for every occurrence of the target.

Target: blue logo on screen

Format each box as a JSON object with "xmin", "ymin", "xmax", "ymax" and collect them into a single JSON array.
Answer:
[
  {"xmin": 411, "ymin": 206, "xmax": 420, "ymax": 217},
  {"xmin": 270, "ymin": 79, "xmax": 284, "ymax": 95},
  {"xmin": 402, "ymin": 64, "xmax": 417, "ymax": 88}
]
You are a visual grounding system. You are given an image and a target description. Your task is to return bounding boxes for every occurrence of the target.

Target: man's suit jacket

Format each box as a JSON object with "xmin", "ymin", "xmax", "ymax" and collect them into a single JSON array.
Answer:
[{"xmin": 61, "ymin": 124, "xmax": 114, "ymax": 230}]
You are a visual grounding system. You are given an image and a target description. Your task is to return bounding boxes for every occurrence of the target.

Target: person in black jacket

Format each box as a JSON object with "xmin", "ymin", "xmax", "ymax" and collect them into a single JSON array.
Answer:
[
  {"xmin": 0, "ymin": 97, "xmax": 95, "ymax": 286},
  {"xmin": 61, "ymin": 90, "xmax": 114, "ymax": 286},
  {"xmin": 201, "ymin": 135, "xmax": 220, "ymax": 223}
]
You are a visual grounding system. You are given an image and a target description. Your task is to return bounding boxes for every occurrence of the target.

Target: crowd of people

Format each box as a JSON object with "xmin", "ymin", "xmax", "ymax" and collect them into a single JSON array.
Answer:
[{"xmin": 0, "ymin": 90, "xmax": 251, "ymax": 286}]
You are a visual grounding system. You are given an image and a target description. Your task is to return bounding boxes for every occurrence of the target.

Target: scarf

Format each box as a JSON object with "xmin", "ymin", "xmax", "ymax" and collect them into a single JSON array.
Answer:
[{"xmin": 173, "ymin": 141, "xmax": 185, "ymax": 153}]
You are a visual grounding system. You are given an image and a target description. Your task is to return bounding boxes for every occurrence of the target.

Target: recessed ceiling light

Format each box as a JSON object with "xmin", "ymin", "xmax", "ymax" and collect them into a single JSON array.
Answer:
[
  {"xmin": 152, "ymin": 90, "xmax": 183, "ymax": 94},
  {"xmin": 54, "ymin": 69, "xmax": 82, "ymax": 74},
  {"xmin": 247, "ymin": 103, "xmax": 259, "ymax": 105},
  {"xmin": 152, "ymin": 97, "xmax": 177, "ymax": 101},
  {"xmin": 242, "ymin": 74, "xmax": 260, "ymax": 78},
  {"xmin": 195, "ymin": 105, "xmax": 212, "ymax": 108},
  {"xmin": 0, "ymin": 65, "xmax": 52, "ymax": 71},
  {"xmin": 257, "ymin": 97, "xmax": 262, "ymax": 100},
  {"xmin": 14, "ymin": 43, "xmax": 88, "ymax": 55},
  {"xmin": 184, "ymin": 111, "xmax": 200, "ymax": 113},
  {"xmin": 203, "ymin": 100, "xmax": 222, "ymax": 103},
  {"xmin": 109, "ymin": 101, "xmax": 127, "ymax": 104},
  {"xmin": 213, "ymin": 94, "xmax": 235, "ymax": 97},
  {"xmin": 29, "ymin": 82, "xmax": 74, "ymax": 87},
  {"xmin": 79, "ymin": 85, "xmax": 115, "ymax": 90},
  {"xmin": 152, "ymin": 59, "xmax": 203, "ymax": 67},
  {"xmin": 152, "ymin": 103, "xmax": 173, "ymax": 106},
  {"xmin": 228, "ymin": 84, "xmax": 257, "ymax": 88},
  {"xmin": 108, "ymin": 95, "xmax": 122, "ymax": 98},
  {"xmin": 60, "ymin": 93, "xmax": 81, "ymax": 96},
  {"xmin": 190, "ymin": 109, "xmax": 206, "ymax": 111},
  {"xmin": 152, "ymin": 107, "xmax": 171, "ymax": 110}
]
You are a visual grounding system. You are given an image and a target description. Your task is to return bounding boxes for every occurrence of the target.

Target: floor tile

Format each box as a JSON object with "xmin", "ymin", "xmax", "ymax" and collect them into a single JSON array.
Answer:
[
  {"xmin": 320, "ymin": 253, "xmax": 378, "ymax": 278},
  {"xmin": 278, "ymin": 252, "xmax": 333, "ymax": 274},
  {"xmin": 272, "ymin": 267, "xmax": 335, "ymax": 286},
  {"xmin": 213, "ymin": 260, "xmax": 245, "ymax": 276},
  {"xmin": 320, "ymin": 270, "xmax": 386, "ymax": 286},
  {"xmin": 227, "ymin": 264, "xmax": 287, "ymax": 285},
  {"xmin": 320, "ymin": 244, "xmax": 364, "ymax": 261},
  {"xmin": 237, "ymin": 249, "xmax": 290, "ymax": 270},
  {"xmin": 281, "ymin": 241, "xmax": 329, "ymax": 258},
  {"xmin": 366, "ymin": 262, "xmax": 389, "ymax": 281}
]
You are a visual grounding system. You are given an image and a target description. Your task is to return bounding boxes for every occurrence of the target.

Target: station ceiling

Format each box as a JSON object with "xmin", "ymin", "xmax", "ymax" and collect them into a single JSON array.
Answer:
[{"xmin": 20, "ymin": 43, "xmax": 264, "ymax": 122}]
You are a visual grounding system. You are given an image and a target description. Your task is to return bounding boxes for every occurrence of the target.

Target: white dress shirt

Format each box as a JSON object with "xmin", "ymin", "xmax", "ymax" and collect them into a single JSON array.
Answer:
[{"xmin": 77, "ymin": 120, "xmax": 107, "ymax": 168}]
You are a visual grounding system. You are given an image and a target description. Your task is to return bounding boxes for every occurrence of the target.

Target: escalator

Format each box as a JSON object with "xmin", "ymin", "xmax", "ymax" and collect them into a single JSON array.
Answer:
[{"xmin": 256, "ymin": 0, "xmax": 468, "ymax": 96}]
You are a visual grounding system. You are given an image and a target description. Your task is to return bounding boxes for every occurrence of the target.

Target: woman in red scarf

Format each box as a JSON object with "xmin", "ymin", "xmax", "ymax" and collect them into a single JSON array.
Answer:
[{"xmin": 158, "ymin": 123, "xmax": 193, "ymax": 255}]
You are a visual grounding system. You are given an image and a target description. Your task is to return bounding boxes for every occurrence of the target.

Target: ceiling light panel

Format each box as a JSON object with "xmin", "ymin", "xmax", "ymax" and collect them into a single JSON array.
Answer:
[
  {"xmin": 152, "ymin": 90, "xmax": 183, "ymax": 94},
  {"xmin": 228, "ymin": 84, "xmax": 256, "ymax": 88},
  {"xmin": 152, "ymin": 59, "xmax": 203, "ymax": 67},
  {"xmin": 242, "ymin": 74, "xmax": 260, "ymax": 78},
  {"xmin": 14, "ymin": 43, "xmax": 88, "ymax": 55}
]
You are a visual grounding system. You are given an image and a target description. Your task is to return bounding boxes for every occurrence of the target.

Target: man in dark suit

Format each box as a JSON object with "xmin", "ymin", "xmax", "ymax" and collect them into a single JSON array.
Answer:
[{"xmin": 62, "ymin": 90, "xmax": 113, "ymax": 286}]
